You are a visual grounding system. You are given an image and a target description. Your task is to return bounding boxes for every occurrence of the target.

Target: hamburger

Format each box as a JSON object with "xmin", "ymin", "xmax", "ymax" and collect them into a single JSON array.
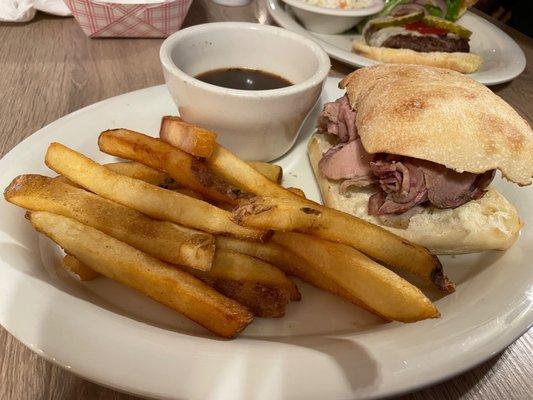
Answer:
[
  {"xmin": 353, "ymin": 0, "xmax": 483, "ymax": 73},
  {"xmin": 308, "ymin": 64, "xmax": 532, "ymax": 254}
]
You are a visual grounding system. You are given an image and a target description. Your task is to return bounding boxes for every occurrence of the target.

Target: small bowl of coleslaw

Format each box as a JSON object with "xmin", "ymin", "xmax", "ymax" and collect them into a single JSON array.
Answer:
[{"xmin": 282, "ymin": 0, "xmax": 384, "ymax": 34}]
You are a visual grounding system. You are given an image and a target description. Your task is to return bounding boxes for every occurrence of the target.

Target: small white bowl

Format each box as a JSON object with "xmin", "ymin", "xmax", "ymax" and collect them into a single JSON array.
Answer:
[
  {"xmin": 282, "ymin": 0, "xmax": 384, "ymax": 34},
  {"xmin": 160, "ymin": 22, "xmax": 330, "ymax": 161}
]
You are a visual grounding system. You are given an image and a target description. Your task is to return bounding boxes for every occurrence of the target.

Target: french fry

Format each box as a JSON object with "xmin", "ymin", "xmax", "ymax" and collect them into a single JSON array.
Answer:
[
  {"xmin": 104, "ymin": 162, "xmax": 205, "ymax": 199},
  {"xmin": 107, "ymin": 160, "xmax": 281, "ymax": 188},
  {"xmin": 98, "ymin": 129, "xmax": 247, "ymax": 205},
  {"xmin": 246, "ymin": 162, "xmax": 282, "ymax": 184},
  {"xmin": 216, "ymin": 236, "xmax": 302, "ymax": 301},
  {"xmin": 106, "ymin": 160, "xmax": 279, "ymax": 203},
  {"xmin": 61, "ymin": 235, "xmax": 358, "ymax": 318},
  {"xmin": 160, "ymin": 116, "xmax": 218, "ymax": 158},
  {"xmin": 52, "ymin": 175, "xmax": 80, "ymax": 188},
  {"xmin": 209, "ymin": 145, "xmax": 293, "ymax": 198},
  {"xmin": 44, "ymin": 143, "xmax": 268, "ymax": 241},
  {"xmin": 62, "ymin": 254, "xmax": 100, "ymax": 281},
  {"xmin": 286, "ymin": 187, "xmax": 306, "ymax": 198},
  {"xmin": 55, "ymin": 169, "xmax": 206, "ymax": 201},
  {"xmin": 105, "ymin": 161, "xmax": 181, "ymax": 189},
  {"xmin": 28, "ymin": 212, "xmax": 254, "ymax": 338},
  {"xmin": 233, "ymin": 196, "xmax": 454, "ymax": 293},
  {"xmin": 61, "ymin": 250, "xmax": 295, "ymax": 318},
  {"xmin": 216, "ymin": 236, "xmax": 364, "ymax": 307},
  {"xmin": 273, "ymin": 232, "xmax": 439, "ymax": 322},
  {"xmin": 248, "ymin": 162, "xmax": 282, "ymax": 184},
  {"xmin": 185, "ymin": 250, "xmax": 296, "ymax": 317},
  {"xmin": 159, "ymin": 118, "xmax": 283, "ymax": 183},
  {"xmin": 5, "ymin": 174, "xmax": 215, "ymax": 270}
]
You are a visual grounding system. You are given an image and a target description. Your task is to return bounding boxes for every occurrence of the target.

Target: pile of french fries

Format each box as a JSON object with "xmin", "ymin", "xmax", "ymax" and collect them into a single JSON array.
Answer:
[{"xmin": 4, "ymin": 116, "xmax": 455, "ymax": 338}]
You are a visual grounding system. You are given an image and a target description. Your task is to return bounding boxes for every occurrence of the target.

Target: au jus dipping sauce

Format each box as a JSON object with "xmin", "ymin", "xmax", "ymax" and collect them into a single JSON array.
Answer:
[{"xmin": 196, "ymin": 68, "xmax": 292, "ymax": 91}]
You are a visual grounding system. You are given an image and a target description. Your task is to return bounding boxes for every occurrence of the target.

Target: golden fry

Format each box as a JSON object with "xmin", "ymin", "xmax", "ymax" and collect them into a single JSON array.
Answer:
[
  {"xmin": 28, "ymin": 212, "xmax": 254, "ymax": 338},
  {"xmin": 105, "ymin": 161, "xmax": 181, "ymax": 189},
  {"xmin": 5, "ymin": 174, "xmax": 215, "ymax": 270},
  {"xmin": 185, "ymin": 250, "xmax": 297, "ymax": 317},
  {"xmin": 63, "ymin": 249, "xmax": 296, "ymax": 318},
  {"xmin": 99, "ymin": 129, "xmax": 247, "ymax": 205},
  {"xmin": 104, "ymin": 162, "xmax": 205, "ymax": 199},
  {"xmin": 273, "ymin": 232, "xmax": 439, "ymax": 322},
  {"xmin": 286, "ymin": 187, "xmax": 306, "ymax": 198},
  {"xmin": 217, "ymin": 236, "xmax": 360, "ymax": 307},
  {"xmin": 209, "ymin": 145, "xmax": 292, "ymax": 198},
  {"xmin": 159, "ymin": 116, "xmax": 218, "ymax": 158},
  {"xmin": 216, "ymin": 236, "xmax": 302, "ymax": 301},
  {"xmin": 44, "ymin": 143, "xmax": 268, "ymax": 241},
  {"xmin": 62, "ymin": 254, "xmax": 100, "ymax": 281},
  {"xmin": 247, "ymin": 162, "xmax": 282, "ymax": 184},
  {"xmin": 158, "ymin": 118, "xmax": 283, "ymax": 184},
  {"xmin": 233, "ymin": 196, "xmax": 454, "ymax": 293}
]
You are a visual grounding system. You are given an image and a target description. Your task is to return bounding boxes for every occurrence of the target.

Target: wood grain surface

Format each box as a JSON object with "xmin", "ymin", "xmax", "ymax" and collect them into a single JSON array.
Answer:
[{"xmin": 0, "ymin": 1, "xmax": 532, "ymax": 399}]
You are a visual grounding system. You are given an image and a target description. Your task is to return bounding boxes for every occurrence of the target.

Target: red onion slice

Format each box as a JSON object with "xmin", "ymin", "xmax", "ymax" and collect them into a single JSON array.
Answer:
[{"xmin": 392, "ymin": 3, "xmax": 425, "ymax": 16}]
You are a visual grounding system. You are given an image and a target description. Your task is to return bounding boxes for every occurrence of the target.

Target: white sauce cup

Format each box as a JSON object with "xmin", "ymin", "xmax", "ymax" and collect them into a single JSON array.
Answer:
[{"xmin": 160, "ymin": 22, "xmax": 330, "ymax": 161}]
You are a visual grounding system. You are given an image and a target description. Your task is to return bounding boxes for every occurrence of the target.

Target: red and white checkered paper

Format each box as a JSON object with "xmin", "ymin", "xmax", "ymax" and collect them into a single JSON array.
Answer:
[{"xmin": 65, "ymin": 0, "xmax": 193, "ymax": 38}]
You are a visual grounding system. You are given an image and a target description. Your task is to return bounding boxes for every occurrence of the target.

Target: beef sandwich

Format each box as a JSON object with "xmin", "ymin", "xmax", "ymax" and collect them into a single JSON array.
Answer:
[
  {"xmin": 308, "ymin": 64, "xmax": 532, "ymax": 254},
  {"xmin": 353, "ymin": 0, "xmax": 483, "ymax": 73}
]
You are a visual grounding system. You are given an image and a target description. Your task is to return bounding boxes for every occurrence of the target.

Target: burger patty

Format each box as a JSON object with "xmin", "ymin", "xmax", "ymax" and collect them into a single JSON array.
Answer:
[{"xmin": 382, "ymin": 34, "xmax": 470, "ymax": 53}]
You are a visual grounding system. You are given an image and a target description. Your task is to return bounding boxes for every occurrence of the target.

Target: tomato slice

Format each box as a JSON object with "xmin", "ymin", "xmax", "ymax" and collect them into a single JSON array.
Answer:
[{"xmin": 405, "ymin": 21, "xmax": 449, "ymax": 36}]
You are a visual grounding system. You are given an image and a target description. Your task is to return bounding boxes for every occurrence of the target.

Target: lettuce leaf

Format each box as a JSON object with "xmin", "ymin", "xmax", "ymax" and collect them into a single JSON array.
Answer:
[
  {"xmin": 425, "ymin": 4, "xmax": 443, "ymax": 17},
  {"xmin": 445, "ymin": 0, "xmax": 462, "ymax": 20}
]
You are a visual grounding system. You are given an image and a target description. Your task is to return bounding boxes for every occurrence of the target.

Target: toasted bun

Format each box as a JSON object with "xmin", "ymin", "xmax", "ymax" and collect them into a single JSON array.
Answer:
[
  {"xmin": 352, "ymin": 41, "xmax": 483, "ymax": 74},
  {"xmin": 339, "ymin": 64, "xmax": 533, "ymax": 186},
  {"xmin": 309, "ymin": 133, "xmax": 522, "ymax": 254}
]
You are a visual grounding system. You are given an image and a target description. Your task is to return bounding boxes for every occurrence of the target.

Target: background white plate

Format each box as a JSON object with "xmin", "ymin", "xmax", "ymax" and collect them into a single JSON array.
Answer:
[
  {"xmin": 267, "ymin": 0, "xmax": 527, "ymax": 86},
  {"xmin": 0, "ymin": 78, "xmax": 531, "ymax": 400}
]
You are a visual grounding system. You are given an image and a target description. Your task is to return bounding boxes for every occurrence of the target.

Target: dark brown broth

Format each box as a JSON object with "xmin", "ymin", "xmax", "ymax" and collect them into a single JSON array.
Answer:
[{"xmin": 196, "ymin": 68, "xmax": 292, "ymax": 91}]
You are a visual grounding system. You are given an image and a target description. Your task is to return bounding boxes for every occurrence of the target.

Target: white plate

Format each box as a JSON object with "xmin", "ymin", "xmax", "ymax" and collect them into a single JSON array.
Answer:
[
  {"xmin": 281, "ymin": 0, "xmax": 384, "ymax": 16},
  {"xmin": 268, "ymin": 0, "xmax": 526, "ymax": 86},
  {"xmin": 0, "ymin": 78, "xmax": 531, "ymax": 400}
]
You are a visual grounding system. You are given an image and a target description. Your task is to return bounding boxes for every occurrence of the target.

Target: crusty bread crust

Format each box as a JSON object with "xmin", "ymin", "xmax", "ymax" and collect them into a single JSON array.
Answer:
[
  {"xmin": 339, "ymin": 64, "xmax": 533, "ymax": 186},
  {"xmin": 352, "ymin": 41, "xmax": 483, "ymax": 74},
  {"xmin": 308, "ymin": 133, "xmax": 523, "ymax": 255}
]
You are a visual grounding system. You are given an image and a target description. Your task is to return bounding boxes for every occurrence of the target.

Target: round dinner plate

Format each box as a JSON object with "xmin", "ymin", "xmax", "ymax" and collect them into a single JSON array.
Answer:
[
  {"xmin": 268, "ymin": 0, "xmax": 526, "ymax": 86},
  {"xmin": 0, "ymin": 78, "xmax": 531, "ymax": 400}
]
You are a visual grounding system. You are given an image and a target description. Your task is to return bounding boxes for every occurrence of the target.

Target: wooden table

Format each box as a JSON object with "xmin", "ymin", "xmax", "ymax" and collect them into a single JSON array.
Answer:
[{"xmin": 0, "ymin": 1, "xmax": 531, "ymax": 399}]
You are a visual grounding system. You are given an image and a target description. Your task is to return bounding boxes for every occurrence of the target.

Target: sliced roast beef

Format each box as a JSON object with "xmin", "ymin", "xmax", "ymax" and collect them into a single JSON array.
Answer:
[
  {"xmin": 318, "ymin": 139, "xmax": 375, "ymax": 182},
  {"xmin": 369, "ymin": 159, "xmax": 428, "ymax": 215},
  {"xmin": 368, "ymin": 157, "xmax": 496, "ymax": 215},
  {"xmin": 471, "ymin": 170, "xmax": 497, "ymax": 199},
  {"xmin": 422, "ymin": 161, "xmax": 477, "ymax": 208},
  {"xmin": 382, "ymin": 34, "xmax": 470, "ymax": 53},
  {"xmin": 318, "ymin": 95, "xmax": 358, "ymax": 143}
]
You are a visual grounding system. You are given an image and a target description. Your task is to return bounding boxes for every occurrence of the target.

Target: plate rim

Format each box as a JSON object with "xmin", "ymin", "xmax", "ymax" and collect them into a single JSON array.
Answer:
[
  {"xmin": 267, "ymin": 0, "xmax": 527, "ymax": 86},
  {"xmin": 279, "ymin": 0, "xmax": 384, "ymax": 17},
  {"xmin": 0, "ymin": 81, "xmax": 532, "ymax": 400}
]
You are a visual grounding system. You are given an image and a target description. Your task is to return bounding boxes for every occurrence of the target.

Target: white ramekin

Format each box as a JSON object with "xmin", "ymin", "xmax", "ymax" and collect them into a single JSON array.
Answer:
[{"xmin": 160, "ymin": 22, "xmax": 330, "ymax": 161}]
